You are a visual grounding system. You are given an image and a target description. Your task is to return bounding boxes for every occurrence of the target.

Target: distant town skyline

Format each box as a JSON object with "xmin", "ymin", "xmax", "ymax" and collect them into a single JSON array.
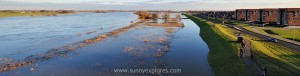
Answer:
[{"xmin": 0, "ymin": 0, "xmax": 299, "ymax": 10}]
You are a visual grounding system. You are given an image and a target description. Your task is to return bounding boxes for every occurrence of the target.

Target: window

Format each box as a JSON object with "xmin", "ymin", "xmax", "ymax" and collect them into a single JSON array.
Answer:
[
  {"xmin": 293, "ymin": 11, "xmax": 296, "ymax": 17},
  {"xmin": 266, "ymin": 11, "xmax": 270, "ymax": 15}
]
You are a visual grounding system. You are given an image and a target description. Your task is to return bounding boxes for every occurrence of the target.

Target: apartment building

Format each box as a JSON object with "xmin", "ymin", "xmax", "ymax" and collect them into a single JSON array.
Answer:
[
  {"xmin": 278, "ymin": 8, "xmax": 300, "ymax": 26},
  {"xmin": 247, "ymin": 9, "xmax": 260, "ymax": 22},
  {"xmin": 263, "ymin": 9, "xmax": 279, "ymax": 24},
  {"xmin": 236, "ymin": 8, "xmax": 300, "ymax": 26},
  {"xmin": 236, "ymin": 9, "xmax": 245, "ymax": 21}
]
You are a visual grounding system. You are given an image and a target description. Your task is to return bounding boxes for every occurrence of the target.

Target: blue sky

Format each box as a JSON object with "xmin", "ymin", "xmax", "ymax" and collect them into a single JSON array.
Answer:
[{"xmin": 0, "ymin": 0, "xmax": 299, "ymax": 10}]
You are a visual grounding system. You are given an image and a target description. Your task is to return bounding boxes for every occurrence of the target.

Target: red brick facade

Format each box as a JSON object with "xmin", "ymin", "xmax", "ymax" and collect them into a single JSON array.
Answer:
[
  {"xmin": 235, "ymin": 8, "xmax": 300, "ymax": 26},
  {"xmin": 264, "ymin": 9, "xmax": 278, "ymax": 24},
  {"xmin": 247, "ymin": 9, "xmax": 260, "ymax": 22},
  {"xmin": 286, "ymin": 8, "xmax": 300, "ymax": 26},
  {"xmin": 236, "ymin": 9, "xmax": 245, "ymax": 21}
]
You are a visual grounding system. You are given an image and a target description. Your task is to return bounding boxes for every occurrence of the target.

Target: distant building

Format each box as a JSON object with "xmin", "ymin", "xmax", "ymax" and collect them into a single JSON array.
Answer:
[
  {"xmin": 190, "ymin": 8, "xmax": 300, "ymax": 26},
  {"xmin": 235, "ymin": 8, "xmax": 300, "ymax": 26},
  {"xmin": 247, "ymin": 9, "xmax": 260, "ymax": 22},
  {"xmin": 236, "ymin": 9, "xmax": 245, "ymax": 21},
  {"xmin": 263, "ymin": 8, "xmax": 279, "ymax": 25},
  {"xmin": 277, "ymin": 8, "xmax": 300, "ymax": 26}
]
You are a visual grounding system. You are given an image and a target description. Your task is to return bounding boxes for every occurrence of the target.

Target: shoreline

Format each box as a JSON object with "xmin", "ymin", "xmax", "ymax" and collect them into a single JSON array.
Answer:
[
  {"xmin": 185, "ymin": 14, "xmax": 251, "ymax": 76},
  {"xmin": 0, "ymin": 11, "xmax": 76, "ymax": 18},
  {"xmin": 185, "ymin": 14, "xmax": 300, "ymax": 76},
  {"xmin": 0, "ymin": 20, "xmax": 146, "ymax": 72}
]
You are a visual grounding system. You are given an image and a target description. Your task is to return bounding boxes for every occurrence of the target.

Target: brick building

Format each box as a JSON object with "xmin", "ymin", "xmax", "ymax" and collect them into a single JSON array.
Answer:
[
  {"xmin": 263, "ymin": 9, "xmax": 279, "ymax": 24},
  {"xmin": 247, "ymin": 9, "xmax": 260, "ymax": 22},
  {"xmin": 236, "ymin": 9, "xmax": 245, "ymax": 21},
  {"xmin": 278, "ymin": 8, "xmax": 300, "ymax": 26},
  {"xmin": 235, "ymin": 8, "xmax": 300, "ymax": 26}
]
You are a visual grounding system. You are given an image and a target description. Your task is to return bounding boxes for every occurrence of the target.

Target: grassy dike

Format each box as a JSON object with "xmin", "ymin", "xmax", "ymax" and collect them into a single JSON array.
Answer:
[
  {"xmin": 184, "ymin": 14, "xmax": 250, "ymax": 76},
  {"xmin": 244, "ymin": 34, "xmax": 300, "ymax": 76},
  {"xmin": 185, "ymin": 14, "xmax": 300, "ymax": 76}
]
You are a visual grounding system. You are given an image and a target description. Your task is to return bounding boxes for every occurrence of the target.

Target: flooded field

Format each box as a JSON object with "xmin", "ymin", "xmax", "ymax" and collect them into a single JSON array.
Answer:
[{"xmin": 0, "ymin": 12, "xmax": 214, "ymax": 76}]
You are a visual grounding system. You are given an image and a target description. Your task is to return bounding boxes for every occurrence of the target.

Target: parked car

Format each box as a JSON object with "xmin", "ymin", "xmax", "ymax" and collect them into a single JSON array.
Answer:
[{"xmin": 268, "ymin": 38, "xmax": 278, "ymax": 42}]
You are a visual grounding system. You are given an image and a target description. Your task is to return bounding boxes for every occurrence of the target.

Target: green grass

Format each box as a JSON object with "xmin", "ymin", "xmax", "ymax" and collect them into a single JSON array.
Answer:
[
  {"xmin": 189, "ymin": 14, "xmax": 300, "ymax": 76},
  {"xmin": 263, "ymin": 29, "xmax": 300, "ymax": 42},
  {"xmin": 244, "ymin": 34, "xmax": 300, "ymax": 76},
  {"xmin": 0, "ymin": 11, "xmax": 59, "ymax": 18},
  {"xmin": 185, "ymin": 14, "xmax": 250, "ymax": 76},
  {"xmin": 226, "ymin": 19, "xmax": 300, "ymax": 42},
  {"xmin": 264, "ymin": 30, "xmax": 279, "ymax": 35}
]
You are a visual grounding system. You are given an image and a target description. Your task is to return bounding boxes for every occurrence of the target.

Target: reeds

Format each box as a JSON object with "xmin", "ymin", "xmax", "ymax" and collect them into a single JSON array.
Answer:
[{"xmin": 166, "ymin": 28, "xmax": 175, "ymax": 33}]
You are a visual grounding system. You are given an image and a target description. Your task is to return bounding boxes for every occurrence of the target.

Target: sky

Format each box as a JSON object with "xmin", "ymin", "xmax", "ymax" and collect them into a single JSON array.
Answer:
[{"xmin": 0, "ymin": 0, "xmax": 299, "ymax": 10}]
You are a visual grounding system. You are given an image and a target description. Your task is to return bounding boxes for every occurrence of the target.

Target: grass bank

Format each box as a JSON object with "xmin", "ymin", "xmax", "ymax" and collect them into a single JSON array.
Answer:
[
  {"xmin": 246, "ymin": 35, "xmax": 300, "ymax": 76},
  {"xmin": 0, "ymin": 11, "xmax": 74, "ymax": 18},
  {"xmin": 237, "ymin": 25, "xmax": 300, "ymax": 76},
  {"xmin": 185, "ymin": 14, "xmax": 250, "ymax": 76},
  {"xmin": 187, "ymin": 14, "xmax": 300, "ymax": 76},
  {"xmin": 231, "ymin": 21, "xmax": 300, "ymax": 43},
  {"xmin": 0, "ymin": 12, "xmax": 57, "ymax": 18}
]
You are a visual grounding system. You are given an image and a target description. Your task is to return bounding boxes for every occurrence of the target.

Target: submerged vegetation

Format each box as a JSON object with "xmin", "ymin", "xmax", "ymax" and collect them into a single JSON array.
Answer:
[
  {"xmin": 136, "ymin": 11, "xmax": 184, "ymax": 27},
  {"xmin": 0, "ymin": 11, "xmax": 185, "ymax": 73},
  {"xmin": 135, "ymin": 11, "xmax": 159, "ymax": 20},
  {"xmin": 0, "ymin": 19, "xmax": 144, "ymax": 72}
]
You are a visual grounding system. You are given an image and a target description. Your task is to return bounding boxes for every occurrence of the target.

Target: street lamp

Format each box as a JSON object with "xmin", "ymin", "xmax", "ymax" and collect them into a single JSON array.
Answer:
[
  {"xmin": 293, "ymin": 23, "xmax": 295, "ymax": 42},
  {"xmin": 223, "ymin": 16, "xmax": 225, "ymax": 25}
]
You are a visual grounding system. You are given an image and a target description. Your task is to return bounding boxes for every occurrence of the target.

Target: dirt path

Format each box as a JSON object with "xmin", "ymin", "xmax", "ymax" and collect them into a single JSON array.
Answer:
[{"xmin": 241, "ymin": 39, "xmax": 263, "ymax": 76}]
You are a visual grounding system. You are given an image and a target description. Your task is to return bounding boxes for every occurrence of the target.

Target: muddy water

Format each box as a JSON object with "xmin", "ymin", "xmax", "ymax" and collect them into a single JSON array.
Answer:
[{"xmin": 0, "ymin": 14, "xmax": 214, "ymax": 76}]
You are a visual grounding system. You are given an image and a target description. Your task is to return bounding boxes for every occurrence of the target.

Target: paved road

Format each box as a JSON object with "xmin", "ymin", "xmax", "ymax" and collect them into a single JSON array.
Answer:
[
  {"xmin": 234, "ymin": 26, "xmax": 300, "ymax": 51},
  {"xmin": 199, "ymin": 16, "xmax": 300, "ymax": 51},
  {"xmin": 196, "ymin": 16, "xmax": 300, "ymax": 75},
  {"xmin": 237, "ymin": 26, "xmax": 300, "ymax": 75},
  {"xmin": 241, "ymin": 35, "xmax": 300, "ymax": 75}
]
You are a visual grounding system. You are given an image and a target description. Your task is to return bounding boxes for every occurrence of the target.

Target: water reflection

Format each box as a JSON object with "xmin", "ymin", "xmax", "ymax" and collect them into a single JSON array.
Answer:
[
  {"xmin": 0, "ymin": 14, "xmax": 214, "ymax": 76},
  {"xmin": 0, "ymin": 12, "xmax": 138, "ymax": 59}
]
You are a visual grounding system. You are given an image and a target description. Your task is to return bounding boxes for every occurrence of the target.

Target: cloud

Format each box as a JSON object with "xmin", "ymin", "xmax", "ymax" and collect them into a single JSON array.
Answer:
[{"xmin": 0, "ymin": 0, "xmax": 299, "ymax": 10}]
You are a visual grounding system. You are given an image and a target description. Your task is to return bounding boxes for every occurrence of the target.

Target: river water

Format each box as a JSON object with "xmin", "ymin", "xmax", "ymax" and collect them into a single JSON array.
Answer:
[{"xmin": 0, "ymin": 12, "xmax": 214, "ymax": 76}]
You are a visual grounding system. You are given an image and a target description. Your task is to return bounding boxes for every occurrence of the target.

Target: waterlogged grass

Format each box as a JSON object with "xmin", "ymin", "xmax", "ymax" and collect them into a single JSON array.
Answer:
[
  {"xmin": 185, "ymin": 14, "xmax": 250, "ymax": 76},
  {"xmin": 0, "ymin": 11, "xmax": 59, "ymax": 18}
]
